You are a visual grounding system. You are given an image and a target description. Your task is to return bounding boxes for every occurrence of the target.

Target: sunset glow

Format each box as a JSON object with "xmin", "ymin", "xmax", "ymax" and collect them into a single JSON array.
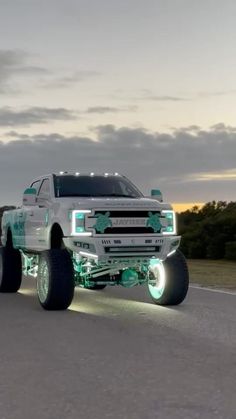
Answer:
[{"xmin": 172, "ymin": 203, "xmax": 205, "ymax": 213}]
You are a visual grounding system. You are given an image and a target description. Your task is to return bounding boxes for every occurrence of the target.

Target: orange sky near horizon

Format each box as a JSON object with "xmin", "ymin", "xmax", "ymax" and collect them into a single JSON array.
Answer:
[{"xmin": 172, "ymin": 202, "xmax": 205, "ymax": 213}]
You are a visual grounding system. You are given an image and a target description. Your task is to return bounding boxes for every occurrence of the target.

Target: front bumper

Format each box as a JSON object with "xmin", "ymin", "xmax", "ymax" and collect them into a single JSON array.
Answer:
[{"xmin": 63, "ymin": 235, "xmax": 181, "ymax": 263}]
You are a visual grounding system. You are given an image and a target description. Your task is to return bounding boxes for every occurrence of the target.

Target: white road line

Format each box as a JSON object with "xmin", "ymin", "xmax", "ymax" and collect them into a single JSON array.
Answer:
[{"xmin": 190, "ymin": 285, "xmax": 236, "ymax": 296}]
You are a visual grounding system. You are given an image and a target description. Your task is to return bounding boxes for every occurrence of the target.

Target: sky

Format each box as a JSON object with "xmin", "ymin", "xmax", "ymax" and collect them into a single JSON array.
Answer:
[{"xmin": 0, "ymin": 0, "xmax": 236, "ymax": 207}]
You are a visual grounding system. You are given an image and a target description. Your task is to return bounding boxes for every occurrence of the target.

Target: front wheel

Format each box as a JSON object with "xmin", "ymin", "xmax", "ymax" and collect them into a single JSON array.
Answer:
[
  {"xmin": 37, "ymin": 249, "xmax": 74, "ymax": 310},
  {"xmin": 147, "ymin": 250, "xmax": 189, "ymax": 305}
]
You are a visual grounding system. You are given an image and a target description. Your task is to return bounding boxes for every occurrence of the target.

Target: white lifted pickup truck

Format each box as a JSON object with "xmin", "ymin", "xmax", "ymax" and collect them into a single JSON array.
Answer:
[{"xmin": 0, "ymin": 172, "xmax": 189, "ymax": 310}]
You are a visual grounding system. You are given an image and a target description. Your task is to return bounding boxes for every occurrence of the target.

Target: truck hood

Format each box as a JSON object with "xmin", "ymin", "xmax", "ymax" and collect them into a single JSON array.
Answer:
[{"xmin": 57, "ymin": 197, "xmax": 172, "ymax": 211}]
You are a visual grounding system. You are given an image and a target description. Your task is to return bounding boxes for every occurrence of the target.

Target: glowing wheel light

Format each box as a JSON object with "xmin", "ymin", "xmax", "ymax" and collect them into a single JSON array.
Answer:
[
  {"xmin": 148, "ymin": 261, "xmax": 166, "ymax": 299},
  {"xmin": 37, "ymin": 261, "xmax": 49, "ymax": 303}
]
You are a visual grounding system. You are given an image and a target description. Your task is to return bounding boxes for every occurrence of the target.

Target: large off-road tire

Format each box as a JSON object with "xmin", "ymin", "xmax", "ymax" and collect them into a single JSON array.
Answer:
[
  {"xmin": 37, "ymin": 249, "xmax": 74, "ymax": 310},
  {"xmin": 147, "ymin": 250, "xmax": 189, "ymax": 305},
  {"xmin": 0, "ymin": 247, "xmax": 22, "ymax": 293}
]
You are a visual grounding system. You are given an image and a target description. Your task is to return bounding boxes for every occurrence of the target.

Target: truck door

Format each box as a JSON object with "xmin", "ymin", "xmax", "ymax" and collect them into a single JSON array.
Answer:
[{"xmin": 27, "ymin": 178, "xmax": 51, "ymax": 251}]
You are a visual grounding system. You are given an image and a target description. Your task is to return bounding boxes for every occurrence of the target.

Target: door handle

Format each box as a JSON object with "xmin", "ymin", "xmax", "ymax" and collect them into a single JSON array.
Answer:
[{"xmin": 29, "ymin": 211, "xmax": 34, "ymax": 216}]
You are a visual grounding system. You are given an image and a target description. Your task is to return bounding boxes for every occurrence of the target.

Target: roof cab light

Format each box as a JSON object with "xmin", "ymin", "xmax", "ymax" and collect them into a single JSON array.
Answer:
[
  {"xmin": 161, "ymin": 210, "xmax": 177, "ymax": 235},
  {"xmin": 71, "ymin": 210, "xmax": 92, "ymax": 236}
]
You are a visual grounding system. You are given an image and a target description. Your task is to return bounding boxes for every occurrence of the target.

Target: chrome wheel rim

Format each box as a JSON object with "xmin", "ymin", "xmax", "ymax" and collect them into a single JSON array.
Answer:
[
  {"xmin": 37, "ymin": 260, "xmax": 49, "ymax": 303},
  {"xmin": 148, "ymin": 261, "xmax": 166, "ymax": 300}
]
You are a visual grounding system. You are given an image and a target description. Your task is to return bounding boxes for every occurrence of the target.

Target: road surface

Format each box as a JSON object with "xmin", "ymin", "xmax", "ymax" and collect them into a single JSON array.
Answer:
[{"xmin": 0, "ymin": 279, "xmax": 235, "ymax": 419}]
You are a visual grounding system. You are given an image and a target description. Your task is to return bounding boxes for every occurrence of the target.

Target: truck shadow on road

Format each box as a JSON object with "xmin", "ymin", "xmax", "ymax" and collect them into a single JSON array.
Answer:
[{"xmin": 11, "ymin": 280, "xmax": 189, "ymax": 324}]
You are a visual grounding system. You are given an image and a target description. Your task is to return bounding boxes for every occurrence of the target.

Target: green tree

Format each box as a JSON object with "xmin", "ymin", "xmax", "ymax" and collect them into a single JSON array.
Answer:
[{"xmin": 178, "ymin": 201, "xmax": 236, "ymax": 260}]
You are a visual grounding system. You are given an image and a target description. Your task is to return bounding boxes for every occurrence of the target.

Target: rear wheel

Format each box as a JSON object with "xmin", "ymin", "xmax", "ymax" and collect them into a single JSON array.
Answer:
[
  {"xmin": 0, "ymin": 247, "xmax": 22, "ymax": 292},
  {"xmin": 147, "ymin": 250, "xmax": 189, "ymax": 305},
  {"xmin": 37, "ymin": 249, "xmax": 74, "ymax": 310}
]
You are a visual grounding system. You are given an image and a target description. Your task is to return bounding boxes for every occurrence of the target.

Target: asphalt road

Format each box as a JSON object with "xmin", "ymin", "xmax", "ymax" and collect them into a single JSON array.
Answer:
[{"xmin": 0, "ymin": 279, "xmax": 235, "ymax": 419}]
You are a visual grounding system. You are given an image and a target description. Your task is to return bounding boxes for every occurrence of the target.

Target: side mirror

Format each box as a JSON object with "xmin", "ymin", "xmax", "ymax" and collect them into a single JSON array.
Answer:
[
  {"xmin": 23, "ymin": 188, "xmax": 37, "ymax": 206},
  {"xmin": 151, "ymin": 189, "xmax": 163, "ymax": 202}
]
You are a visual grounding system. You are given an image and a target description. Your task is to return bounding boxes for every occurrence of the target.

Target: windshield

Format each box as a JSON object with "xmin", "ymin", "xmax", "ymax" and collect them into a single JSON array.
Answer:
[{"xmin": 54, "ymin": 175, "xmax": 143, "ymax": 198}]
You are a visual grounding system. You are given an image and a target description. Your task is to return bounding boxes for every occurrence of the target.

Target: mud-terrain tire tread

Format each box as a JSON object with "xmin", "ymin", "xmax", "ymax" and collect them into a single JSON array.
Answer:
[
  {"xmin": 0, "ymin": 247, "xmax": 22, "ymax": 292},
  {"xmin": 37, "ymin": 249, "xmax": 74, "ymax": 310},
  {"xmin": 149, "ymin": 250, "xmax": 189, "ymax": 306}
]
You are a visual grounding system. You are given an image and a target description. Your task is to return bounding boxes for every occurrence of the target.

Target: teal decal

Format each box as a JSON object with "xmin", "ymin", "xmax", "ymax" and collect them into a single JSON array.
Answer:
[
  {"xmin": 146, "ymin": 212, "xmax": 163, "ymax": 233},
  {"xmin": 3, "ymin": 211, "xmax": 27, "ymax": 248},
  {"xmin": 13, "ymin": 212, "xmax": 27, "ymax": 247},
  {"xmin": 93, "ymin": 212, "xmax": 112, "ymax": 233}
]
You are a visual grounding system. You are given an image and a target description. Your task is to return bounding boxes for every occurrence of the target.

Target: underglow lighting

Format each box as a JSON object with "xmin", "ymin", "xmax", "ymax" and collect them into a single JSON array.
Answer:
[
  {"xmin": 79, "ymin": 251, "xmax": 98, "ymax": 259},
  {"xmin": 167, "ymin": 249, "xmax": 176, "ymax": 258}
]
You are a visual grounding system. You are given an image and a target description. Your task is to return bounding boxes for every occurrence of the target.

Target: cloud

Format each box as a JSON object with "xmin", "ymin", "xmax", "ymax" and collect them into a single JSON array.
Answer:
[
  {"xmin": 0, "ymin": 107, "xmax": 77, "ymax": 127},
  {"xmin": 210, "ymin": 123, "xmax": 236, "ymax": 133},
  {"xmin": 143, "ymin": 95, "xmax": 188, "ymax": 102},
  {"xmin": 128, "ymin": 90, "xmax": 189, "ymax": 102},
  {"xmin": 86, "ymin": 106, "xmax": 137, "ymax": 114},
  {"xmin": 0, "ymin": 50, "xmax": 49, "ymax": 93},
  {"xmin": 128, "ymin": 89, "xmax": 236, "ymax": 103},
  {"xmin": 198, "ymin": 90, "xmax": 236, "ymax": 98},
  {"xmin": 1, "ymin": 123, "xmax": 236, "ymax": 205},
  {"xmin": 186, "ymin": 169, "xmax": 236, "ymax": 182},
  {"xmin": 109, "ymin": 89, "xmax": 189, "ymax": 103},
  {"xmin": 44, "ymin": 71, "xmax": 101, "ymax": 89}
]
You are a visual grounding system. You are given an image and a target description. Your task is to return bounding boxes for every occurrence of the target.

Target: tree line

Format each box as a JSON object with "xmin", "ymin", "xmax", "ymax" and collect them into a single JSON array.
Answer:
[
  {"xmin": 178, "ymin": 201, "xmax": 236, "ymax": 260},
  {"xmin": 0, "ymin": 202, "xmax": 235, "ymax": 260}
]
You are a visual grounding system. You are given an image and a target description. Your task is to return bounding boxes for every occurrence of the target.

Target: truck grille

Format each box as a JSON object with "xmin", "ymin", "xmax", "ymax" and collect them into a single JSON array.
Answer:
[
  {"xmin": 99, "ymin": 227, "xmax": 154, "ymax": 234},
  {"xmin": 89, "ymin": 209, "xmax": 165, "ymax": 235},
  {"xmin": 94, "ymin": 210, "xmax": 161, "ymax": 218}
]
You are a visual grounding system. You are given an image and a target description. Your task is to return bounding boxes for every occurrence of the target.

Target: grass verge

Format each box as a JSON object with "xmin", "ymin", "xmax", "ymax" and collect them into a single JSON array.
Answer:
[{"xmin": 187, "ymin": 259, "xmax": 236, "ymax": 290}]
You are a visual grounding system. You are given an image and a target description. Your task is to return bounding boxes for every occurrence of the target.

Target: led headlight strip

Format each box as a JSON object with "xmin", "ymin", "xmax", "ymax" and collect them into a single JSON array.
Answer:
[
  {"xmin": 161, "ymin": 210, "xmax": 177, "ymax": 235},
  {"xmin": 71, "ymin": 210, "xmax": 92, "ymax": 236}
]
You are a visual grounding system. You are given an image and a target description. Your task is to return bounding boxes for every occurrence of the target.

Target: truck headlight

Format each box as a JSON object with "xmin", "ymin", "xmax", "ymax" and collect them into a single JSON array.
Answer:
[
  {"xmin": 161, "ymin": 210, "xmax": 177, "ymax": 235},
  {"xmin": 71, "ymin": 210, "xmax": 92, "ymax": 236}
]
